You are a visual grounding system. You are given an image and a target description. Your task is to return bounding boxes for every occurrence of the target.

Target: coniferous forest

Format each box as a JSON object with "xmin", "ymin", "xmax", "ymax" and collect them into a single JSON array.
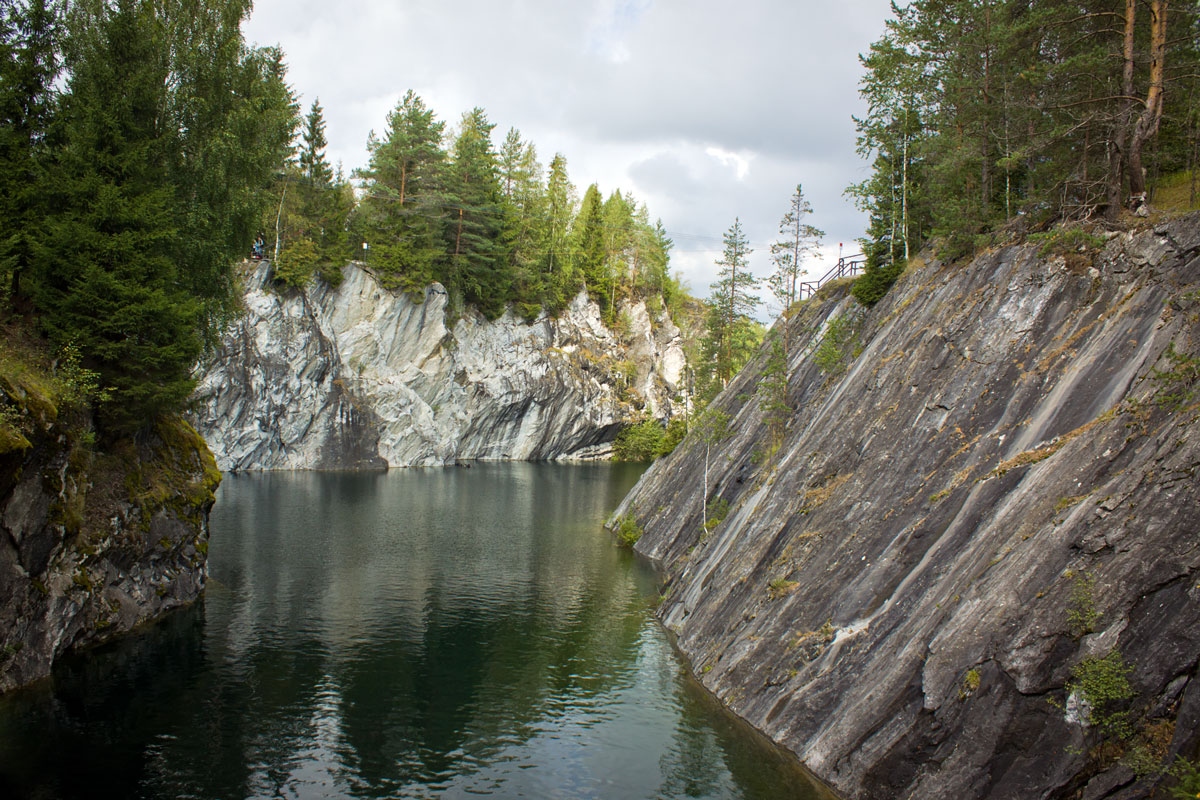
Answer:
[
  {"xmin": 1, "ymin": 0, "xmax": 294, "ymax": 434},
  {"xmin": 5, "ymin": 0, "xmax": 1200, "ymax": 439},
  {"xmin": 848, "ymin": 0, "xmax": 1200, "ymax": 305},
  {"xmin": 0, "ymin": 0, "xmax": 683, "ymax": 439}
]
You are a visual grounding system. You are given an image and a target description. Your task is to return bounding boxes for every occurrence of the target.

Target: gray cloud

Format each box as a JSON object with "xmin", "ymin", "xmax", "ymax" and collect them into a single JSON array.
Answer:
[{"xmin": 244, "ymin": 0, "xmax": 894, "ymax": 305}]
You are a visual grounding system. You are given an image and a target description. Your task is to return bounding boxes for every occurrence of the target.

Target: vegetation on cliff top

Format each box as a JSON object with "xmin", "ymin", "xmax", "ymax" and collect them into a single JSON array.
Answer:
[
  {"xmin": 1, "ymin": 0, "xmax": 294, "ymax": 437},
  {"xmin": 848, "ymin": 0, "xmax": 1200, "ymax": 303},
  {"xmin": 0, "ymin": 320, "xmax": 216, "ymax": 536},
  {"xmin": 1, "ymin": 0, "xmax": 691, "ymax": 438}
]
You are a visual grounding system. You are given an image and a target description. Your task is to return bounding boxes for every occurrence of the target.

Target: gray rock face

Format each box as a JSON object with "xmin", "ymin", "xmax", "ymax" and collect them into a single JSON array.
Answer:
[
  {"xmin": 0, "ymin": 419, "xmax": 217, "ymax": 693},
  {"xmin": 613, "ymin": 215, "xmax": 1200, "ymax": 799},
  {"xmin": 194, "ymin": 263, "xmax": 685, "ymax": 470}
]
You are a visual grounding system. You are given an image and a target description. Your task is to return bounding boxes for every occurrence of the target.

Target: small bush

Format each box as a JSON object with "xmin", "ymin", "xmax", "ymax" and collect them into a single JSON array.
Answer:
[
  {"xmin": 1066, "ymin": 570, "xmax": 1099, "ymax": 638},
  {"xmin": 961, "ymin": 668, "xmax": 982, "ymax": 697},
  {"xmin": 658, "ymin": 419, "xmax": 687, "ymax": 457},
  {"xmin": 1028, "ymin": 227, "xmax": 1106, "ymax": 257},
  {"xmin": 1168, "ymin": 755, "xmax": 1200, "ymax": 798},
  {"xmin": 768, "ymin": 577, "xmax": 799, "ymax": 598},
  {"xmin": 1151, "ymin": 341, "xmax": 1200, "ymax": 410},
  {"xmin": 1068, "ymin": 649, "xmax": 1135, "ymax": 738},
  {"xmin": 851, "ymin": 259, "xmax": 905, "ymax": 307},
  {"xmin": 614, "ymin": 417, "xmax": 690, "ymax": 462},
  {"xmin": 704, "ymin": 497, "xmax": 730, "ymax": 532},
  {"xmin": 613, "ymin": 419, "xmax": 665, "ymax": 462},
  {"xmin": 615, "ymin": 515, "xmax": 643, "ymax": 547},
  {"xmin": 815, "ymin": 315, "xmax": 858, "ymax": 376},
  {"xmin": 273, "ymin": 237, "xmax": 319, "ymax": 289}
]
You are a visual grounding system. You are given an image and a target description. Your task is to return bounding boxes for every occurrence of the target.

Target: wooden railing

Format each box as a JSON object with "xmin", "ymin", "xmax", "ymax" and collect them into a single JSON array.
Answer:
[{"xmin": 797, "ymin": 254, "xmax": 865, "ymax": 300}]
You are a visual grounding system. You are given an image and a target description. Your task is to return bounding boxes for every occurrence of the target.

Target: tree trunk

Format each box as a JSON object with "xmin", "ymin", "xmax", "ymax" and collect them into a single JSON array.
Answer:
[
  {"xmin": 1106, "ymin": 0, "xmax": 1137, "ymax": 220},
  {"xmin": 901, "ymin": 116, "xmax": 910, "ymax": 262},
  {"xmin": 1127, "ymin": 0, "xmax": 1169, "ymax": 210}
]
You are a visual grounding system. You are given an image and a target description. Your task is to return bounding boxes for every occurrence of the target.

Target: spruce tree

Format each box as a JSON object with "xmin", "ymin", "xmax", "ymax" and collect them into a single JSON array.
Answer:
[
  {"xmin": 34, "ymin": 0, "xmax": 201, "ymax": 433},
  {"xmin": 273, "ymin": 98, "xmax": 347, "ymax": 287},
  {"xmin": 497, "ymin": 127, "xmax": 547, "ymax": 317},
  {"xmin": 0, "ymin": 0, "xmax": 60, "ymax": 307},
  {"xmin": 26, "ymin": 0, "xmax": 295, "ymax": 433},
  {"xmin": 543, "ymin": 153, "xmax": 578, "ymax": 311},
  {"xmin": 574, "ymin": 184, "xmax": 609, "ymax": 313},
  {"xmin": 703, "ymin": 218, "xmax": 761, "ymax": 393},
  {"xmin": 443, "ymin": 107, "xmax": 506, "ymax": 318}
]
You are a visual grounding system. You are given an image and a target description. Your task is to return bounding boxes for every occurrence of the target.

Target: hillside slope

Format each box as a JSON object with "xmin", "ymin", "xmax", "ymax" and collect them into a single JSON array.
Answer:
[{"xmin": 613, "ymin": 215, "xmax": 1200, "ymax": 799}]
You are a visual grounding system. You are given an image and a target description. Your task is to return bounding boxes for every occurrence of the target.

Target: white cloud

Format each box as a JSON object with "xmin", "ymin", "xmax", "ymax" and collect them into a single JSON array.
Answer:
[
  {"xmin": 704, "ymin": 146, "xmax": 753, "ymax": 180},
  {"xmin": 242, "ymin": 0, "xmax": 896, "ymax": 310}
]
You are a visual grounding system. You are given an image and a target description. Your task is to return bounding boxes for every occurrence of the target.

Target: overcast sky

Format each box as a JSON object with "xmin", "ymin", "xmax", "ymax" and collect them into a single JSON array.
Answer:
[{"xmin": 243, "ymin": 0, "xmax": 895, "ymax": 314}]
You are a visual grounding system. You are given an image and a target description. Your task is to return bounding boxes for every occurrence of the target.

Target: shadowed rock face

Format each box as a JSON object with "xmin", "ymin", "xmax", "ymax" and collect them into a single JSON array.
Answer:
[
  {"xmin": 193, "ymin": 263, "xmax": 685, "ymax": 470},
  {"xmin": 613, "ymin": 215, "xmax": 1200, "ymax": 800},
  {"xmin": 0, "ymin": 419, "xmax": 218, "ymax": 693}
]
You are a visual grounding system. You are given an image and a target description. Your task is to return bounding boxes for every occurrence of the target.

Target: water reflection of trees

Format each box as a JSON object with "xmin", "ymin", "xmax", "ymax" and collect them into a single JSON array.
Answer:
[{"xmin": 0, "ymin": 465, "xmax": 827, "ymax": 799}]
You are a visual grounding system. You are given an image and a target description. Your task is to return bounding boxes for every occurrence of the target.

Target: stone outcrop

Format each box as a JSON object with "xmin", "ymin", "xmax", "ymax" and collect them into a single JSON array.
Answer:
[
  {"xmin": 193, "ymin": 262, "xmax": 685, "ymax": 470},
  {"xmin": 612, "ymin": 215, "xmax": 1200, "ymax": 799},
  {"xmin": 0, "ymin": 372, "xmax": 218, "ymax": 692}
]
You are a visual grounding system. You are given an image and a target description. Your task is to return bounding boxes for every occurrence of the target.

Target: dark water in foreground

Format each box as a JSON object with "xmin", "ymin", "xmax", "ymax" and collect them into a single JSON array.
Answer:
[{"xmin": 0, "ymin": 464, "xmax": 829, "ymax": 799}]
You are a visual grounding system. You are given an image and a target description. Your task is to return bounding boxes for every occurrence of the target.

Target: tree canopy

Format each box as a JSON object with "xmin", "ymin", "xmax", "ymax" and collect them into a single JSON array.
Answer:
[
  {"xmin": 849, "ymin": 0, "xmax": 1200, "ymax": 294},
  {"xmin": 0, "ymin": 5, "xmax": 685, "ymax": 433},
  {"xmin": 347, "ymin": 92, "xmax": 679, "ymax": 322},
  {"xmin": 1, "ymin": 0, "xmax": 295, "ymax": 434}
]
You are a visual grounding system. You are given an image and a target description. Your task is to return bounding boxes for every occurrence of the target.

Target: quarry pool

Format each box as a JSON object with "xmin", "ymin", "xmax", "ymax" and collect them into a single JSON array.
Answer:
[{"xmin": 0, "ymin": 464, "xmax": 830, "ymax": 799}]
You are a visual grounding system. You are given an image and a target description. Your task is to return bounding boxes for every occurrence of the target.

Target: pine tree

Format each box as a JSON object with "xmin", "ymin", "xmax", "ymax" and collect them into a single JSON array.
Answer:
[
  {"xmin": 703, "ymin": 218, "xmax": 761, "ymax": 393},
  {"xmin": 851, "ymin": 0, "xmax": 1200, "ymax": 269},
  {"xmin": 767, "ymin": 184, "xmax": 824, "ymax": 323},
  {"xmin": 353, "ymin": 90, "xmax": 447, "ymax": 292}
]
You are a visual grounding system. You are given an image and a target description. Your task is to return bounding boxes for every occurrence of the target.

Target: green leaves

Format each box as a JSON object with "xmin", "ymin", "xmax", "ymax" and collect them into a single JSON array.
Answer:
[
  {"xmin": 19, "ymin": 0, "xmax": 295, "ymax": 435},
  {"xmin": 700, "ymin": 218, "xmax": 762, "ymax": 396},
  {"xmin": 852, "ymin": 0, "xmax": 1200, "ymax": 272}
]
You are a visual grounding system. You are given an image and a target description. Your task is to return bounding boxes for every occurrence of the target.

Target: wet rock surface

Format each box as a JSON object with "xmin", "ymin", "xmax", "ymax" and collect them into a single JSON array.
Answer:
[
  {"xmin": 613, "ymin": 215, "xmax": 1200, "ymax": 799},
  {"xmin": 194, "ymin": 263, "xmax": 685, "ymax": 470}
]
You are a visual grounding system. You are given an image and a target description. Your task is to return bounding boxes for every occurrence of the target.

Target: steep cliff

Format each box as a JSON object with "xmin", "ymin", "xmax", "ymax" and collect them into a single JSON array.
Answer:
[
  {"xmin": 612, "ymin": 215, "xmax": 1200, "ymax": 799},
  {"xmin": 1, "ymin": 341, "xmax": 218, "ymax": 693},
  {"xmin": 194, "ymin": 262, "xmax": 686, "ymax": 470}
]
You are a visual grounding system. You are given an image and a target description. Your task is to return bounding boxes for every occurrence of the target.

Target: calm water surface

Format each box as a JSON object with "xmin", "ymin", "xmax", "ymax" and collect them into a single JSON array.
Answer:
[{"xmin": 0, "ymin": 464, "xmax": 829, "ymax": 799}]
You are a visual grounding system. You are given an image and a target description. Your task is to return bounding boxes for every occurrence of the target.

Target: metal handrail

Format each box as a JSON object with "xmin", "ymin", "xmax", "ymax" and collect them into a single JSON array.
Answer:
[{"xmin": 796, "ymin": 255, "xmax": 865, "ymax": 300}]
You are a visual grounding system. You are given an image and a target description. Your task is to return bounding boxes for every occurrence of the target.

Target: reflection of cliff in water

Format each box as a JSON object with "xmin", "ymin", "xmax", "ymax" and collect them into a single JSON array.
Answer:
[{"xmin": 0, "ymin": 465, "xmax": 828, "ymax": 800}]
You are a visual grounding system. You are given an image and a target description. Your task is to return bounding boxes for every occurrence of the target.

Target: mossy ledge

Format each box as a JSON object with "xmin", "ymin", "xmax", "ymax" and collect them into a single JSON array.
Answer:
[{"xmin": 0, "ymin": 332, "xmax": 220, "ymax": 693}]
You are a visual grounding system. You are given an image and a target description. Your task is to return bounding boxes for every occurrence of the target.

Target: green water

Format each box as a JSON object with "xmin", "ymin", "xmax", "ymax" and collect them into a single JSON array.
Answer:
[{"xmin": 0, "ymin": 464, "xmax": 828, "ymax": 799}]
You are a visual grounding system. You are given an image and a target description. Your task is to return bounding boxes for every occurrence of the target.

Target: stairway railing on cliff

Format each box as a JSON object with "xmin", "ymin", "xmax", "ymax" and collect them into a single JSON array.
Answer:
[{"xmin": 797, "ymin": 254, "xmax": 865, "ymax": 300}]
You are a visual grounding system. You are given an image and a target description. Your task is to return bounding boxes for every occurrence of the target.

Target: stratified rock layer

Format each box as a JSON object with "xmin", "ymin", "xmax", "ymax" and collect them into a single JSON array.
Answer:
[
  {"xmin": 194, "ymin": 263, "xmax": 684, "ymax": 470},
  {"xmin": 613, "ymin": 216, "xmax": 1200, "ymax": 799}
]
